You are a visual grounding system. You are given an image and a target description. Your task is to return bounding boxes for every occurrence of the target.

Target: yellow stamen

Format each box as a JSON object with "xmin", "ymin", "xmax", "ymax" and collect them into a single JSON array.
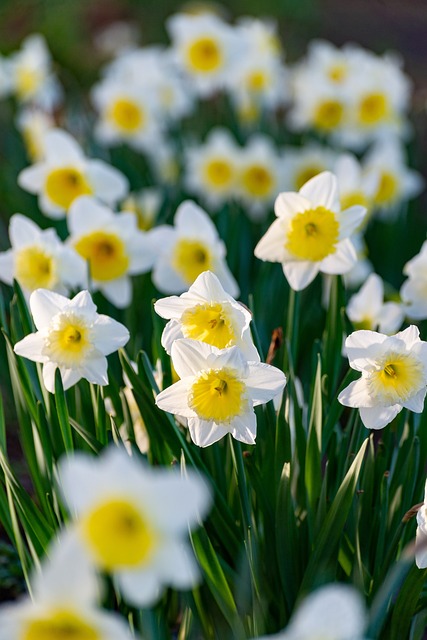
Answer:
[
  {"xmin": 189, "ymin": 368, "xmax": 246, "ymax": 422},
  {"xmin": 45, "ymin": 167, "xmax": 92, "ymax": 210},
  {"xmin": 45, "ymin": 315, "xmax": 90, "ymax": 366},
  {"xmin": 181, "ymin": 302, "xmax": 236, "ymax": 348},
  {"xmin": 286, "ymin": 206, "xmax": 339, "ymax": 261}
]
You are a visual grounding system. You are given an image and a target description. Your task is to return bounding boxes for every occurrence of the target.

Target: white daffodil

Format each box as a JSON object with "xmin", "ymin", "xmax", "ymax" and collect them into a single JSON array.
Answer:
[
  {"xmin": 416, "ymin": 479, "xmax": 427, "ymax": 569},
  {"xmin": 57, "ymin": 445, "xmax": 212, "ymax": 607},
  {"xmin": 342, "ymin": 233, "xmax": 373, "ymax": 290},
  {"xmin": 15, "ymin": 108, "xmax": 54, "ymax": 161},
  {"xmin": 121, "ymin": 187, "xmax": 162, "ymax": 230},
  {"xmin": 151, "ymin": 200, "xmax": 239, "ymax": 297},
  {"xmin": 166, "ymin": 12, "xmax": 238, "ymax": 97},
  {"xmin": 8, "ymin": 34, "xmax": 62, "ymax": 110},
  {"xmin": 364, "ymin": 139, "xmax": 423, "ymax": 218},
  {"xmin": 154, "ymin": 270, "xmax": 259, "ymax": 360},
  {"xmin": 333, "ymin": 153, "xmax": 378, "ymax": 214},
  {"xmin": 0, "ymin": 534, "xmax": 133, "ymax": 640},
  {"xmin": 281, "ymin": 143, "xmax": 337, "ymax": 192},
  {"xmin": 67, "ymin": 196, "xmax": 156, "ymax": 307},
  {"xmin": 253, "ymin": 583, "xmax": 367, "ymax": 640},
  {"xmin": 401, "ymin": 240, "xmax": 427, "ymax": 320},
  {"xmin": 18, "ymin": 128, "xmax": 129, "ymax": 219},
  {"xmin": 254, "ymin": 171, "xmax": 366, "ymax": 291},
  {"xmin": 183, "ymin": 128, "xmax": 241, "ymax": 210},
  {"xmin": 346, "ymin": 273, "xmax": 404, "ymax": 335},
  {"xmin": 237, "ymin": 134, "xmax": 284, "ymax": 220},
  {"xmin": 0, "ymin": 214, "xmax": 87, "ymax": 297},
  {"xmin": 155, "ymin": 339, "xmax": 286, "ymax": 447},
  {"xmin": 338, "ymin": 326, "xmax": 427, "ymax": 430},
  {"xmin": 13, "ymin": 288, "xmax": 129, "ymax": 393}
]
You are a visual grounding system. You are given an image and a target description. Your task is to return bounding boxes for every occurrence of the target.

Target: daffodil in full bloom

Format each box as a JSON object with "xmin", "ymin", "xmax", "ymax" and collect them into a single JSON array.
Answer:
[
  {"xmin": 0, "ymin": 534, "xmax": 133, "ymax": 640},
  {"xmin": 252, "ymin": 583, "xmax": 367, "ymax": 640},
  {"xmin": 254, "ymin": 172, "xmax": 366, "ymax": 291},
  {"xmin": 151, "ymin": 200, "xmax": 239, "ymax": 296},
  {"xmin": 346, "ymin": 273, "xmax": 404, "ymax": 335},
  {"xmin": 14, "ymin": 289, "xmax": 129, "ymax": 393},
  {"xmin": 338, "ymin": 326, "xmax": 427, "ymax": 429},
  {"xmin": 155, "ymin": 339, "xmax": 286, "ymax": 447},
  {"xmin": 415, "ymin": 479, "xmax": 427, "ymax": 569},
  {"xmin": 57, "ymin": 445, "xmax": 212, "ymax": 607},
  {"xmin": 400, "ymin": 240, "xmax": 427, "ymax": 320},
  {"xmin": 67, "ymin": 196, "xmax": 157, "ymax": 307},
  {"xmin": 18, "ymin": 128, "xmax": 129, "ymax": 218},
  {"xmin": 0, "ymin": 214, "xmax": 87, "ymax": 297},
  {"xmin": 154, "ymin": 270, "xmax": 259, "ymax": 360}
]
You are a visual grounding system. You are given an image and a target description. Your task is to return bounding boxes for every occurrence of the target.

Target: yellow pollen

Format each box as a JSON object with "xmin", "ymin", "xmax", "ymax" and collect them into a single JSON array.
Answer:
[
  {"xmin": 181, "ymin": 302, "xmax": 236, "ymax": 348},
  {"xmin": 82, "ymin": 498, "xmax": 157, "ymax": 571},
  {"xmin": 108, "ymin": 98, "xmax": 143, "ymax": 133},
  {"xmin": 23, "ymin": 610, "xmax": 99, "ymax": 640},
  {"xmin": 74, "ymin": 231, "xmax": 129, "ymax": 281},
  {"xmin": 374, "ymin": 172, "xmax": 399, "ymax": 206},
  {"xmin": 358, "ymin": 92, "xmax": 389, "ymax": 125},
  {"xmin": 189, "ymin": 368, "xmax": 246, "ymax": 422},
  {"xmin": 294, "ymin": 164, "xmax": 324, "ymax": 191},
  {"xmin": 368, "ymin": 352, "xmax": 425, "ymax": 404},
  {"xmin": 45, "ymin": 167, "xmax": 92, "ymax": 210},
  {"xmin": 172, "ymin": 239, "xmax": 213, "ymax": 284},
  {"xmin": 241, "ymin": 164, "xmax": 274, "ymax": 198},
  {"xmin": 286, "ymin": 206, "xmax": 339, "ymax": 261},
  {"xmin": 204, "ymin": 158, "xmax": 234, "ymax": 189},
  {"xmin": 313, "ymin": 99, "xmax": 344, "ymax": 131},
  {"xmin": 187, "ymin": 36, "xmax": 223, "ymax": 73},
  {"xmin": 15, "ymin": 246, "xmax": 56, "ymax": 291}
]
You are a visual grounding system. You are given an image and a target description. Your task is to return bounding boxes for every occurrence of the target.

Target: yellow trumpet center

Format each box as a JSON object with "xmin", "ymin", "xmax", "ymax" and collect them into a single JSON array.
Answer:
[
  {"xmin": 358, "ymin": 92, "xmax": 389, "ymax": 125},
  {"xmin": 186, "ymin": 36, "xmax": 223, "ymax": 73},
  {"xmin": 368, "ymin": 352, "xmax": 425, "ymax": 404},
  {"xmin": 286, "ymin": 206, "xmax": 339, "ymax": 261},
  {"xmin": 204, "ymin": 158, "xmax": 234, "ymax": 189},
  {"xmin": 313, "ymin": 99, "xmax": 344, "ymax": 130},
  {"xmin": 181, "ymin": 302, "xmax": 236, "ymax": 348},
  {"xmin": 81, "ymin": 498, "xmax": 157, "ymax": 571},
  {"xmin": 23, "ymin": 610, "xmax": 99, "ymax": 640},
  {"xmin": 294, "ymin": 164, "xmax": 325, "ymax": 191},
  {"xmin": 74, "ymin": 231, "xmax": 129, "ymax": 281},
  {"xmin": 108, "ymin": 98, "xmax": 144, "ymax": 132},
  {"xmin": 172, "ymin": 239, "xmax": 213, "ymax": 284},
  {"xmin": 15, "ymin": 246, "xmax": 56, "ymax": 291},
  {"xmin": 45, "ymin": 315, "xmax": 91, "ymax": 367},
  {"xmin": 374, "ymin": 172, "xmax": 399, "ymax": 206},
  {"xmin": 189, "ymin": 368, "xmax": 246, "ymax": 422},
  {"xmin": 45, "ymin": 167, "xmax": 93, "ymax": 210},
  {"xmin": 241, "ymin": 164, "xmax": 275, "ymax": 198}
]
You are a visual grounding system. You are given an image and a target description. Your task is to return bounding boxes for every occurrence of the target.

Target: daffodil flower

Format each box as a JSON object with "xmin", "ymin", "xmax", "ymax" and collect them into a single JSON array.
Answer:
[
  {"xmin": 0, "ymin": 214, "xmax": 87, "ymax": 296},
  {"xmin": 338, "ymin": 325, "xmax": 427, "ymax": 429},
  {"xmin": 14, "ymin": 289, "xmax": 129, "ymax": 393},
  {"xmin": 150, "ymin": 200, "xmax": 239, "ymax": 296},
  {"xmin": 155, "ymin": 339, "xmax": 286, "ymax": 447},
  {"xmin": 18, "ymin": 128, "xmax": 129, "ymax": 218},
  {"xmin": 254, "ymin": 171, "xmax": 366, "ymax": 291},
  {"xmin": 0, "ymin": 533, "xmax": 133, "ymax": 640},
  {"xmin": 57, "ymin": 446, "xmax": 212, "ymax": 607},
  {"xmin": 154, "ymin": 270, "xmax": 259, "ymax": 360},
  {"xmin": 67, "ymin": 196, "xmax": 157, "ymax": 307},
  {"xmin": 346, "ymin": 273, "xmax": 404, "ymax": 334}
]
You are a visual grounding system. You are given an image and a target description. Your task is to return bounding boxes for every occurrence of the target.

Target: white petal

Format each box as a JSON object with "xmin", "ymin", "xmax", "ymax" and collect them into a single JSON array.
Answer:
[
  {"xmin": 245, "ymin": 362, "xmax": 287, "ymax": 406},
  {"xmin": 67, "ymin": 196, "xmax": 113, "ymax": 236},
  {"xmin": 17, "ymin": 164, "xmax": 45, "ymax": 194},
  {"xmin": 0, "ymin": 250, "xmax": 15, "ymax": 285},
  {"xmin": 44, "ymin": 129, "xmax": 85, "ymax": 163},
  {"xmin": 161, "ymin": 320, "xmax": 184, "ymax": 354},
  {"xmin": 155, "ymin": 379, "xmax": 194, "ymax": 417},
  {"xmin": 86, "ymin": 160, "xmax": 129, "ymax": 204},
  {"xmin": 187, "ymin": 417, "xmax": 230, "ymax": 447},
  {"xmin": 299, "ymin": 171, "xmax": 340, "ymax": 212},
  {"xmin": 127, "ymin": 234, "xmax": 157, "ymax": 274},
  {"xmin": 229, "ymin": 411, "xmax": 257, "ymax": 445},
  {"xmin": 42, "ymin": 361, "xmax": 58, "ymax": 393},
  {"xmin": 13, "ymin": 332, "xmax": 48, "ymax": 363},
  {"xmin": 338, "ymin": 205, "xmax": 367, "ymax": 238},
  {"xmin": 320, "ymin": 239, "xmax": 357, "ymax": 275},
  {"xmin": 415, "ymin": 525, "xmax": 427, "ymax": 569},
  {"xmin": 175, "ymin": 200, "xmax": 218, "ymax": 244},
  {"xmin": 30, "ymin": 288, "xmax": 69, "ymax": 329},
  {"xmin": 92, "ymin": 315, "xmax": 130, "ymax": 354},
  {"xmin": 345, "ymin": 330, "xmax": 388, "ymax": 371},
  {"xmin": 80, "ymin": 355, "xmax": 109, "ymax": 386},
  {"xmin": 170, "ymin": 339, "xmax": 216, "ymax": 377},
  {"xmin": 58, "ymin": 451, "xmax": 104, "ymax": 514},
  {"xmin": 98, "ymin": 277, "xmax": 132, "ymax": 308},
  {"xmin": 378, "ymin": 303, "xmax": 405, "ymax": 335},
  {"xmin": 338, "ymin": 378, "xmax": 375, "ymax": 408},
  {"xmin": 59, "ymin": 367, "xmax": 83, "ymax": 391},
  {"xmin": 402, "ymin": 387, "xmax": 427, "ymax": 413},
  {"xmin": 68, "ymin": 290, "xmax": 98, "ymax": 316},
  {"xmin": 57, "ymin": 247, "xmax": 88, "ymax": 289},
  {"xmin": 213, "ymin": 261, "xmax": 240, "ymax": 298},
  {"xmin": 116, "ymin": 568, "xmax": 161, "ymax": 608},
  {"xmin": 254, "ymin": 219, "xmax": 288, "ymax": 263},
  {"xmin": 359, "ymin": 404, "xmax": 402, "ymax": 429},
  {"xmin": 283, "ymin": 261, "xmax": 320, "ymax": 291},
  {"xmin": 9, "ymin": 214, "xmax": 42, "ymax": 247},
  {"xmin": 155, "ymin": 296, "xmax": 191, "ymax": 320},
  {"xmin": 156, "ymin": 539, "xmax": 200, "ymax": 588},
  {"xmin": 394, "ymin": 324, "xmax": 420, "ymax": 349},
  {"xmin": 152, "ymin": 256, "xmax": 188, "ymax": 294},
  {"xmin": 274, "ymin": 192, "xmax": 311, "ymax": 218}
]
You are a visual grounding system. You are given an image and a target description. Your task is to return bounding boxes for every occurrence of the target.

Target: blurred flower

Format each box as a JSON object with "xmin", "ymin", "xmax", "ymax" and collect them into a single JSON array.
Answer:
[
  {"xmin": 58, "ymin": 445, "xmax": 212, "ymax": 607},
  {"xmin": 342, "ymin": 233, "xmax": 373, "ymax": 289},
  {"xmin": 151, "ymin": 200, "xmax": 239, "ymax": 296},
  {"xmin": 154, "ymin": 270, "xmax": 259, "ymax": 360},
  {"xmin": 237, "ymin": 134, "xmax": 284, "ymax": 220},
  {"xmin": 253, "ymin": 583, "xmax": 367, "ymax": 640},
  {"xmin": 8, "ymin": 34, "xmax": 62, "ymax": 110},
  {"xmin": 94, "ymin": 21, "xmax": 140, "ymax": 57},
  {"xmin": 184, "ymin": 128, "xmax": 240, "ymax": 210},
  {"xmin": 333, "ymin": 153, "xmax": 378, "ymax": 216},
  {"xmin": 364, "ymin": 139, "xmax": 423, "ymax": 218},
  {"xmin": 121, "ymin": 187, "xmax": 162, "ymax": 230},
  {"xmin": 15, "ymin": 108, "xmax": 54, "ymax": 162},
  {"xmin": 18, "ymin": 128, "xmax": 129, "ymax": 219},
  {"xmin": 281, "ymin": 143, "xmax": 337, "ymax": 192},
  {"xmin": 346, "ymin": 273, "xmax": 404, "ymax": 334},
  {"xmin": 416, "ymin": 479, "xmax": 427, "ymax": 569},
  {"xmin": 167, "ymin": 12, "xmax": 238, "ymax": 97},
  {"xmin": 0, "ymin": 534, "xmax": 133, "ymax": 640},
  {"xmin": 401, "ymin": 240, "xmax": 427, "ymax": 320},
  {"xmin": 338, "ymin": 326, "xmax": 427, "ymax": 429},
  {"xmin": 0, "ymin": 214, "xmax": 87, "ymax": 297},
  {"xmin": 67, "ymin": 196, "xmax": 156, "ymax": 307},
  {"xmin": 14, "ymin": 289, "xmax": 129, "ymax": 393},
  {"xmin": 255, "ymin": 172, "xmax": 366, "ymax": 291},
  {"xmin": 155, "ymin": 339, "xmax": 286, "ymax": 447}
]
